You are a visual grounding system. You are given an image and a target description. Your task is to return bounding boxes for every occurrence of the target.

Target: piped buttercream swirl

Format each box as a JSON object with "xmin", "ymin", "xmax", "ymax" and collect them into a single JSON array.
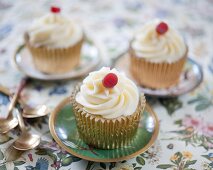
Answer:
[
  {"xmin": 131, "ymin": 20, "xmax": 187, "ymax": 63},
  {"xmin": 76, "ymin": 67, "xmax": 139, "ymax": 119},
  {"xmin": 27, "ymin": 13, "xmax": 83, "ymax": 48}
]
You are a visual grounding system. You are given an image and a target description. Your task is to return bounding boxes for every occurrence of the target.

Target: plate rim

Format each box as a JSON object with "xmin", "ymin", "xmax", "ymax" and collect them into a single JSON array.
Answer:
[
  {"xmin": 49, "ymin": 97, "xmax": 159, "ymax": 162},
  {"xmin": 13, "ymin": 40, "xmax": 102, "ymax": 81},
  {"xmin": 112, "ymin": 52, "xmax": 203, "ymax": 98}
]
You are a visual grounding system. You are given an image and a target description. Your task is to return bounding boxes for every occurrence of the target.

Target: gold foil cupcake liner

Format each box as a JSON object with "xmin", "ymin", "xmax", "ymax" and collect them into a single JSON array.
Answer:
[
  {"xmin": 70, "ymin": 85, "xmax": 146, "ymax": 149},
  {"xmin": 26, "ymin": 38, "xmax": 83, "ymax": 74},
  {"xmin": 129, "ymin": 48, "xmax": 187, "ymax": 89}
]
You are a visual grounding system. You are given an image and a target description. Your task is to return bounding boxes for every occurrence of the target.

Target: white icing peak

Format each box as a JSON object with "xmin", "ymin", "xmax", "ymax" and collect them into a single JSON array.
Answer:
[
  {"xmin": 131, "ymin": 20, "xmax": 187, "ymax": 63},
  {"xmin": 27, "ymin": 13, "xmax": 83, "ymax": 48},
  {"xmin": 76, "ymin": 67, "xmax": 140, "ymax": 119}
]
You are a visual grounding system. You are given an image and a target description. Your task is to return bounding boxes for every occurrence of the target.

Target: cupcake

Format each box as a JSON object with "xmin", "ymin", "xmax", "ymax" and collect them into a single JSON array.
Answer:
[
  {"xmin": 71, "ymin": 67, "xmax": 146, "ymax": 149},
  {"xmin": 129, "ymin": 20, "xmax": 187, "ymax": 89},
  {"xmin": 25, "ymin": 6, "xmax": 83, "ymax": 74}
]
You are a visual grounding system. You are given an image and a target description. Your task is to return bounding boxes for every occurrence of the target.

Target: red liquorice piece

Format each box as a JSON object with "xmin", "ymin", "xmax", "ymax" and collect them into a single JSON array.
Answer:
[
  {"xmin": 102, "ymin": 73, "xmax": 118, "ymax": 88},
  {"xmin": 156, "ymin": 22, "xmax": 168, "ymax": 35},
  {"xmin": 51, "ymin": 6, "xmax": 61, "ymax": 13}
]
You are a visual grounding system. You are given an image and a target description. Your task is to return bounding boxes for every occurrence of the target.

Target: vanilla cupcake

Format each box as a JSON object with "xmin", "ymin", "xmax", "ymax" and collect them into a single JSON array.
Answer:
[
  {"xmin": 25, "ymin": 6, "xmax": 83, "ymax": 74},
  {"xmin": 130, "ymin": 20, "xmax": 187, "ymax": 88},
  {"xmin": 71, "ymin": 67, "xmax": 146, "ymax": 149}
]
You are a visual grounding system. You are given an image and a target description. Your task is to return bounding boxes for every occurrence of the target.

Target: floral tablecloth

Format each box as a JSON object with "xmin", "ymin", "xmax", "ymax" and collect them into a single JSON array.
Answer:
[{"xmin": 0, "ymin": 0, "xmax": 213, "ymax": 169}]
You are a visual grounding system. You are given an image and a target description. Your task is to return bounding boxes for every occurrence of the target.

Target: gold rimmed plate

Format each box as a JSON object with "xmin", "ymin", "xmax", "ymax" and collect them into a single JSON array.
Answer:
[
  {"xmin": 113, "ymin": 53, "xmax": 203, "ymax": 97},
  {"xmin": 49, "ymin": 97, "xmax": 159, "ymax": 162},
  {"xmin": 13, "ymin": 39, "xmax": 101, "ymax": 81}
]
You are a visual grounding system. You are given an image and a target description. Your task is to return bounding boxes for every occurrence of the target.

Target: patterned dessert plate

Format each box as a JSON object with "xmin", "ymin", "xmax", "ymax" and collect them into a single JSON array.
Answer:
[
  {"xmin": 49, "ymin": 97, "xmax": 159, "ymax": 162},
  {"xmin": 13, "ymin": 40, "xmax": 101, "ymax": 81},
  {"xmin": 114, "ymin": 53, "xmax": 203, "ymax": 97}
]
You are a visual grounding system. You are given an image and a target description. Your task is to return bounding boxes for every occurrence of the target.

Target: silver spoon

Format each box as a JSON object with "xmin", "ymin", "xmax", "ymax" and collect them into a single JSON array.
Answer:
[
  {"xmin": 0, "ymin": 78, "xmax": 28, "ymax": 134},
  {"xmin": 22, "ymin": 104, "xmax": 49, "ymax": 118},
  {"xmin": 0, "ymin": 83, "xmax": 49, "ymax": 119},
  {"xmin": 13, "ymin": 109, "xmax": 40, "ymax": 150},
  {"xmin": 0, "ymin": 113, "xmax": 18, "ymax": 134}
]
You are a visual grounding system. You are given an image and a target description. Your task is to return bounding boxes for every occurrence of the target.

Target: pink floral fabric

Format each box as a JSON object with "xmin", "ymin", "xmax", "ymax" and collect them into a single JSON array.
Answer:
[{"xmin": 0, "ymin": 0, "xmax": 212, "ymax": 169}]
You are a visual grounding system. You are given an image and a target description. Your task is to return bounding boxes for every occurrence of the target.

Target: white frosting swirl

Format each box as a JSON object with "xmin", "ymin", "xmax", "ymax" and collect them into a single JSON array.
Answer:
[
  {"xmin": 27, "ymin": 13, "xmax": 83, "ymax": 48},
  {"xmin": 76, "ymin": 67, "xmax": 139, "ymax": 119},
  {"xmin": 131, "ymin": 20, "xmax": 187, "ymax": 63}
]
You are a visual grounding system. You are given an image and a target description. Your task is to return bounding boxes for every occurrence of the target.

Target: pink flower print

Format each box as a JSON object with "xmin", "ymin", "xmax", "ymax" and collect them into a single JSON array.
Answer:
[
  {"xmin": 207, "ymin": 142, "xmax": 213, "ymax": 149},
  {"xmin": 203, "ymin": 123, "xmax": 213, "ymax": 137},
  {"xmin": 42, "ymin": 141, "xmax": 61, "ymax": 151},
  {"xmin": 51, "ymin": 161, "xmax": 60, "ymax": 169},
  {"xmin": 28, "ymin": 153, "xmax": 33, "ymax": 162},
  {"xmin": 182, "ymin": 116, "xmax": 205, "ymax": 134},
  {"xmin": 61, "ymin": 149, "xmax": 67, "ymax": 154}
]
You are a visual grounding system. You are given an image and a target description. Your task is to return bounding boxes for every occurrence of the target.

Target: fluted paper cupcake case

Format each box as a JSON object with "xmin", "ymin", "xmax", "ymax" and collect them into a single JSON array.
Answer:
[
  {"xmin": 70, "ymin": 85, "xmax": 146, "ymax": 149},
  {"xmin": 25, "ymin": 34, "xmax": 83, "ymax": 74},
  {"xmin": 129, "ymin": 47, "xmax": 188, "ymax": 89}
]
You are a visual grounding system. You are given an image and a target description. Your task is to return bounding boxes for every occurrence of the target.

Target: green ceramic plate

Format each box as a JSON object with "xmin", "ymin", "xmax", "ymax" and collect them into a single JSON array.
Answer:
[{"xmin": 49, "ymin": 97, "xmax": 159, "ymax": 162}]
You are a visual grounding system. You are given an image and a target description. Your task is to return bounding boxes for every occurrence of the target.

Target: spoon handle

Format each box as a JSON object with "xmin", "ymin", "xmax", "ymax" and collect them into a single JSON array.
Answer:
[
  {"xmin": 15, "ymin": 109, "xmax": 27, "ymax": 132},
  {"xmin": 7, "ymin": 77, "xmax": 29, "ymax": 118}
]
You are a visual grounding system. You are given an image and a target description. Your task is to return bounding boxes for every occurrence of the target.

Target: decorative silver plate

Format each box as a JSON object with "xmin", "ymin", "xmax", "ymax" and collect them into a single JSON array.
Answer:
[
  {"xmin": 13, "ymin": 40, "xmax": 101, "ymax": 81},
  {"xmin": 114, "ymin": 53, "xmax": 203, "ymax": 97}
]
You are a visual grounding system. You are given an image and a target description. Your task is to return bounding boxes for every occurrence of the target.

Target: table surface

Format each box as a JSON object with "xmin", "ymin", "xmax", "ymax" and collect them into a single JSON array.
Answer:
[{"xmin": 0, "ymin": 0, "xmax": 213, "ymax": 170}]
